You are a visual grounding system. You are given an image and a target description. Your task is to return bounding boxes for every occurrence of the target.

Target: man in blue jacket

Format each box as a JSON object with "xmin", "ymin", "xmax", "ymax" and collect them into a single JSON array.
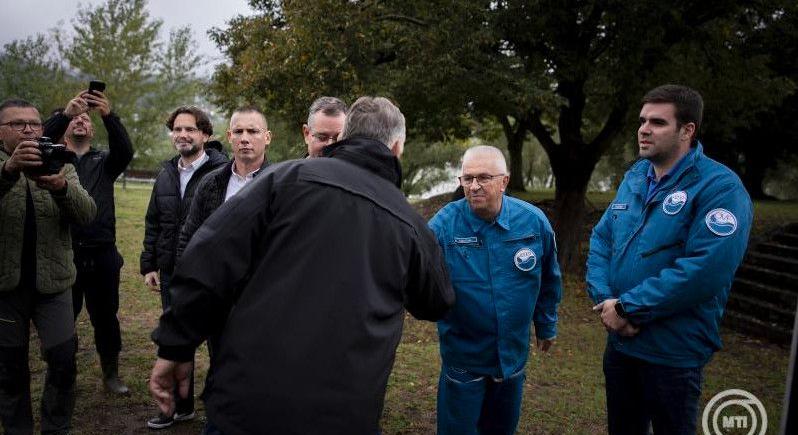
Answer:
[
  {"xmin": 429, "ymin": 145, "xmax": 562, "ymax": 435},
  {"xmin": 586, "ymin": 84, "xmax": 753, "ymax": 435}
]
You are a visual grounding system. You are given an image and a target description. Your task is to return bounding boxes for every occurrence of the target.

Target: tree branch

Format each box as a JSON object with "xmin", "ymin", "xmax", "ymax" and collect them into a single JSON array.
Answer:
[{"xmin": 528, "ymin": 110, "xmax": 558, "ymax": 156}]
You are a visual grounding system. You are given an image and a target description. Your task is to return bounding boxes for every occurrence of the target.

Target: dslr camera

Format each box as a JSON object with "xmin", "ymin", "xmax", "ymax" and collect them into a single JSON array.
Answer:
[{"xmin": 30, "ymin": 137, "xmax": 76, "ymax": 176}]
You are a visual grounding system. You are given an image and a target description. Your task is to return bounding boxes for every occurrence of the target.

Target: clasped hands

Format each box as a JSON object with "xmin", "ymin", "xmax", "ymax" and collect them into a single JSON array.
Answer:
[{"xmin": 592, "ymin": 298, "xmax": 639, "ymax": 337}]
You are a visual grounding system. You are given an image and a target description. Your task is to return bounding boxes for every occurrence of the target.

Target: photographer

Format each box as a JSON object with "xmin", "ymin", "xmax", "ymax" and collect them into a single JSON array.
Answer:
[
  {"xmin": 0, "ymin": 98, "xmax": 96, "ymax": 434},
  {"xmin": 47, "ymin": 89, "xmax": 134, "ymax": 395}
]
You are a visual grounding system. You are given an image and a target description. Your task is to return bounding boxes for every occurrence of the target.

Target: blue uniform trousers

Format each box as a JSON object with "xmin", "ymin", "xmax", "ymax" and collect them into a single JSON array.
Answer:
[{"xmin": 437, "ymin": 363, "xmax": 525, "ymax": 435}]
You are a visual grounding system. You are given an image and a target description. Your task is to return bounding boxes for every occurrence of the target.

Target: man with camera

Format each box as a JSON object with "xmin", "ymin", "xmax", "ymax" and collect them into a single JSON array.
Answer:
[
  {"xmin": 0, "ymin": 98, "xmax": 96, "ymax": 434},
  {"xmin": 46, "ymin": 88, "xmax": 134, "ymax": 395}
]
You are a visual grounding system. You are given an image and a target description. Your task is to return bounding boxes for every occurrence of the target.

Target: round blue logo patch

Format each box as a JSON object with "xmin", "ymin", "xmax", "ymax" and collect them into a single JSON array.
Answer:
[
  {"xmin": 705, "ymin": 208, "xmax": 738, "ymax": 236},
  {"xmin": 514, "ymin": 248, "xmax": 537, "ymax": 271},
  {"xmin": 662, "ymin": 191, "xmax": 688, "ymax": 215}
]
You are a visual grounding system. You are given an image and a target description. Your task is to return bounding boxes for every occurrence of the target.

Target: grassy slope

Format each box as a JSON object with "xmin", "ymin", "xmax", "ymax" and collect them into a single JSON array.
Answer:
[{"xmin": 26, "ymin": 184, "xmax": 796, "ymax": 434}]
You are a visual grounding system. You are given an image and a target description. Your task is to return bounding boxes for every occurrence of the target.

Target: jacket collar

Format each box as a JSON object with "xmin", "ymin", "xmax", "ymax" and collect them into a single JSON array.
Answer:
[
  {"xmin": 628, "ymin": 143, "xmax": 705, "ymax": 197},
  {"xmin": 321, "ymin": 137, "xmax": 403, "ymax": 188},
  {"xmin": 460, "ymin": 194, "xmax": 511, "ymax": 233}
]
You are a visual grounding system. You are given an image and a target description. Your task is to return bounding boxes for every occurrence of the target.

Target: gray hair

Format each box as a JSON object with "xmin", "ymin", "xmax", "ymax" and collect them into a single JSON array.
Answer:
[
  {"xmin": 462, "ymin": 146, "xmax": 508, "ymax": 174},
  {"xmin": 307, "ymin": 96, "xmax": 348, "ymax": 126},
  {"xmin": 340, "ymin": 96, "xmax": 405, "ymax": 148}
]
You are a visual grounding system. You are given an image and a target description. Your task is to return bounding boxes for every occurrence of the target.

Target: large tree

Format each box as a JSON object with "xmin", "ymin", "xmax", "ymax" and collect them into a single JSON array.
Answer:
[{"xmin": 211, "ymin": 0, "xmax": 795, "ymax": 271}]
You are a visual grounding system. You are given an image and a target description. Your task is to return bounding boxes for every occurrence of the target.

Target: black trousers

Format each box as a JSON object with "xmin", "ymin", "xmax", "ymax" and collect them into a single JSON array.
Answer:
[
  {"xmin": 0, "ymin": 287, "xmax": 77, "ymax": 435},
  {"xmin": 72, "ymin": 244, "xmax": 123, "ymax": 358}
]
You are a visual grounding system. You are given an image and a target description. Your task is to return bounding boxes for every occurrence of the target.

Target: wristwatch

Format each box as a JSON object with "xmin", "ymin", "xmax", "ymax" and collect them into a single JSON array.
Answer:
[{"xmin": 614, "ymin": 301, "xmax": 628, "ymax": 319}]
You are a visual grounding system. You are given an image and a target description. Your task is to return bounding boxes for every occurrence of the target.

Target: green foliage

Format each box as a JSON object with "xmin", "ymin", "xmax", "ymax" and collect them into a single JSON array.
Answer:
[
  {"xmin": 55, "ymin": 0, "xmax": 206, "ymax": 168},
  {"xmin": 1, "ymin": 0, "xmax": 206, "ymax": 169},
  {"xmin": 0, "ymin": 35, "xmax": 77, "ymax": 117}
]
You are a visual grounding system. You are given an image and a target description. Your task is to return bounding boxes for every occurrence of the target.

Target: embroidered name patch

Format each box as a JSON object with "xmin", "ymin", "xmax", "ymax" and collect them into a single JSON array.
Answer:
[
  {"xmin": 662, "ymin": 191, "xmax": 688, "ymax": 215},
  {"xmin": 514, "ymin": 248, "xmax": 537, "ymax": 271},
  {"xmin": 611, "ymin": 203, "xmax": 628, "ymax": 210},
  {"xmin": 705, "ymin": 208, "xmax": 738, "ymax": 236}
]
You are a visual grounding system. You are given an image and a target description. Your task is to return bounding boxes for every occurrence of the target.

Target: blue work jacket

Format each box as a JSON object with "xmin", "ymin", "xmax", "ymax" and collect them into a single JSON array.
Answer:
[
  {"xmin": 429, "ymin": 196, "xmax": 562, "ymax": 378},
  {"xmin": 586, "ymin": 144, "xmax": 753, "ymax": 368}
]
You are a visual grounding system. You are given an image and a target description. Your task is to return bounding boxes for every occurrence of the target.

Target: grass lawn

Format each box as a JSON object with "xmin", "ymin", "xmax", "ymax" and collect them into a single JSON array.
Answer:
[{"xmin": 25, "ymin": 183, "xmax": 796, "ymax": 434}]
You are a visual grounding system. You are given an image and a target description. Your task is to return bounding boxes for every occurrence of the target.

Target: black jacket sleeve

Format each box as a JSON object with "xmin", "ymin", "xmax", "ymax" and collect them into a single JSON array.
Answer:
[
  {"xmin": 403, "ymin": 222, "xmax": 455, "ymax": 321},
  {"xmin": 152, "ymin": 176, "xmax": 273, "ymax": 361},
  {"xmin": 101, "ymin": 113, "xmax": 134, "ymax": 178},
  {"xmin": 176, "ymin": 177, "xmax": 211, "ymax": 261},
  {"xmin": 43, "ymin": 112, "xmax": 71, "ymax": 142},
  {"xmin": 140, "ymin": 179, "xmax": 161, "ymax": 275}
]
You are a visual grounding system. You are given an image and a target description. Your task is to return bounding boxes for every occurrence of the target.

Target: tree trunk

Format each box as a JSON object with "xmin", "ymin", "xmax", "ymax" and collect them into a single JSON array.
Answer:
[
  {"xmin": 550, "ymin": 147, "xmax": 601, "ymax": 275},
  {"xmin": 507, "ymin": 132, "xmax": 526, "ymax": 191},
  {"xmin": 740, "ymin": 149, "xmax": 777, "ymax": 200}
]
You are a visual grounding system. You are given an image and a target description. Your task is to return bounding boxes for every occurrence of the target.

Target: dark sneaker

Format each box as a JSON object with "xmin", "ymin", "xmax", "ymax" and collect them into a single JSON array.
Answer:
[
  {"xmin": 174, "ymin": 411, "xmax": 196, "ymax": 422},
  {"xmin": 146, "ymin": 413, "xmax": 174, "ymax": 430}
]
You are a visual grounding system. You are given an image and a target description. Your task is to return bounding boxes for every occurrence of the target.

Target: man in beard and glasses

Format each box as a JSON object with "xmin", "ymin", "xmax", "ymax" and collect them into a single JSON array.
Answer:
[{"xmin": 140, "ymin": 105, "xmax": 228, "ymax": 430}]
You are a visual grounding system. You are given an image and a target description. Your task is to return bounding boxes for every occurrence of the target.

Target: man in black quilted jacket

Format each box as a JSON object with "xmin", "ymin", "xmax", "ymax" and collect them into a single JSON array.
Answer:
[{"xmin": 140, "ymin": 105, "xmax": 228, "ymax": 429}]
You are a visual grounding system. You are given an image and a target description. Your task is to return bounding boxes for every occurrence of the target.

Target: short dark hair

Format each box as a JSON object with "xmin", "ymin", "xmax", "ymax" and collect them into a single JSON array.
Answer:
[
  {"xmin": 232, "ymin": 105, "xmax": 268, "ymax": 129},
  {"xmin": 307, "ymin": 97, "xmax": 348, "ymax": 125},
  {"xmin": 642, "ymin": 84, "xmax": 703, "ymax": 146},
  {"xmin": 165, "ymin": 106, "xmax": 213, "ymax": 136},
  {"xmin": 0, "ymin": 99, "xmax": 37, "ymax": 122}
]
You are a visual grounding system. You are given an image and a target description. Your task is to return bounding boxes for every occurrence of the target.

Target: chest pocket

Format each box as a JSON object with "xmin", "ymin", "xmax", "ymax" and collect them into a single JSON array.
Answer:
[
  {"xmin": 637, "ymin": 200, "xmax": 693, "ymax": 259},
  {"xmin": 610, "ymin": 208, "xmax": 637, "ymax": 251},
  {"xmin": 444, "ymin": 238, "xmax": 489, "ymax": 284}
]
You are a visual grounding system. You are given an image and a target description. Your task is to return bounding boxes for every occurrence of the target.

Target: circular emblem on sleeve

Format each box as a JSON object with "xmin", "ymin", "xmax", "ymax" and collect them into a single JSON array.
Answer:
[
  {"xmin": 514, "ymin": 248, "xmax": 537, "ymax": 271},
  {"xmin": 705, "ymin": 208, "xmax": 738, "ymax": 236},
  {"xmin": 662, "ymin": 191, "xmax": 688, "ymax": 215}
]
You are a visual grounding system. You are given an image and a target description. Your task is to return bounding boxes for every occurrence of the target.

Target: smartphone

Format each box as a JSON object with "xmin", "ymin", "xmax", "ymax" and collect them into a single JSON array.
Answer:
[{"xmin": 87, "ymin": 80, "xmax": 106, "ymax": 106}]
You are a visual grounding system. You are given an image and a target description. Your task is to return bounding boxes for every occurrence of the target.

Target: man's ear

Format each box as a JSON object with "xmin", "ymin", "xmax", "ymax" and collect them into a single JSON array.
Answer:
[
  {"xmin": 500, "ymin": 174, "xmax": 510, "ymax": 192},
  {"xmin": 390, "ymin": 138, "xmax": 405, "ymax": 158},
  {"xmin": 681, "ymin": 122, "xmax": 696, "ymax": 143}
]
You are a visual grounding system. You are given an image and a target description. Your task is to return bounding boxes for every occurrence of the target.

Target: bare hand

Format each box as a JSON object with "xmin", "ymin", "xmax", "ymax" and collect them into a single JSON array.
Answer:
[
  {"xmin": 63, "ymin": 92, "xmax": 89, "ymax": 118},
  {"xmin": 83, "ymin": 91, "xmax": 111, "ymax": 117},
  {"xmin": 6, "ymin": 141, "xmax": 42, "ymax": 174},
  {"xmin": 149, "ymin": 358, "xmax": 192, "ymax": 417},
  {"xmin": 618, "ymin": 322, "xmax": 640, "ymax": 337},
  {"xmin": 594, "ymin": 298, "xmax": 637, "ymax": 334},
  {"xmin": 30, "ymin": 168, "xmax": 67, "ymax": 191},
  {"xmin": 536, "ymin": 337, "xmax": 555, "ymax": 353},
  {"xmin": 144, "ymin": 271, "xmax": 160, "ymax": 292}
]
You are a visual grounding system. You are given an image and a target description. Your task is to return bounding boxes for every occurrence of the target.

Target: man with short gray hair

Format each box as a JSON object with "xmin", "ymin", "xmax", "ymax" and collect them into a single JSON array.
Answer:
[
  {"xmin": 430, "ymin": 145, "xmax": 562, "ymax": 435},
  {"xmin": 302, "ymin": 96, "xmax": 347, "ymax": 157},
  {"xmin": 148, "ymin": 96, "xmax": 454, "ymax": 434}
]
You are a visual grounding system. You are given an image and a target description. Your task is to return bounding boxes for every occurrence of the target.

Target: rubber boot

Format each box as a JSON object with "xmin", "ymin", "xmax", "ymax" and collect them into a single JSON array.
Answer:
[{"xmin": 100, "ymin": 353, "xmax": 129, "ymax": 395}]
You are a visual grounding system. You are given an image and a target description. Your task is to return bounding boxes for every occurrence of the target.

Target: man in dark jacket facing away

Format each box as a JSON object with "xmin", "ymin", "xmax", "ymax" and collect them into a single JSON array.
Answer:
[
  {"xmin": 140, "ymin": 105, "xmax": 228, "ymax": 429},
  {"xmin": 148, "ymin": 96, "xmax": 455, "ymax": 435},
  {"xmin": 47, "ymin": 89, "xmax": 134, "ymax": 395}
]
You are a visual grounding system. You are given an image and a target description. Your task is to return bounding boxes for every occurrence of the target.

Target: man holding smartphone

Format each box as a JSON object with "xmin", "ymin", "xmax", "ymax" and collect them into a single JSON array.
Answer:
[{"xmin": 46, "ymin": 85, "xmax": 134, "ymax": 395}]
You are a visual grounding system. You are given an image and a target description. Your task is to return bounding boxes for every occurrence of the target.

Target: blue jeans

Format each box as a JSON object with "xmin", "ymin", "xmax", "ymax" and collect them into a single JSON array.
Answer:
[
  {"xmin": 603, "ymin": 344, "xmax": 703, "ymax": 435},
  {"xmin": 437, "ymin": 363, "xmax": 525, "ymax": 435}
]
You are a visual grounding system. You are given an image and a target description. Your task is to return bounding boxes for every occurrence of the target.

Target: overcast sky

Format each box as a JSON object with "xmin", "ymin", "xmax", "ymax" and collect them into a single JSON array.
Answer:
[{"xmin": 0, "ymin": 0, "xmax": 256, "ymax": 76}]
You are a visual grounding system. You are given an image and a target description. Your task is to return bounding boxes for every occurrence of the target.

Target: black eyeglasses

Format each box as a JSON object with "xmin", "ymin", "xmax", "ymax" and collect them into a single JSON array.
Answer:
[
  {"xmin": 0, "ymin": 121, "xmax": 43, "ymax": 131},
  {"xmin": 458, "ymin": 174, "xmax": 505, "ymax": 186},
  {"xmin": 311, "ymin": 133, "xmax": 338, "ymax": 143}
]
